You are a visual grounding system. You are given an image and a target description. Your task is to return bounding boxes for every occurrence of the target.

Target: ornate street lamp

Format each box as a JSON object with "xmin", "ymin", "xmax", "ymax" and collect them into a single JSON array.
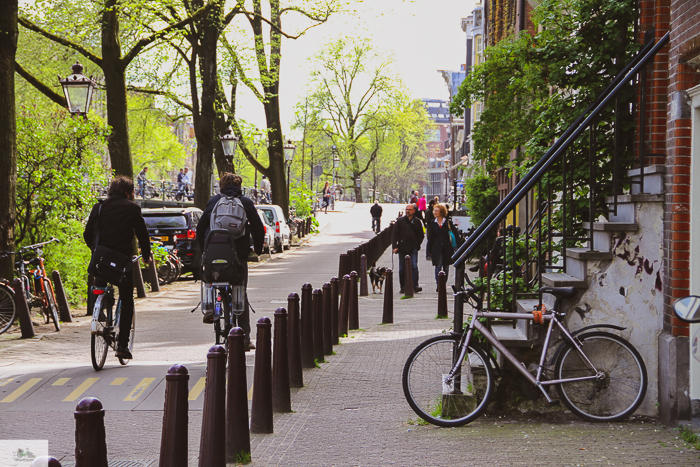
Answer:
[
  {"xmin": 284, "ymin": 140, "xmax": 296, "ymax": 205},
  {"xmin": 59, "ymin": 61, "xmax": 97, "ymax": 118},
  {"xmin": 332, "ymin": 145, "xmax": 340, "ymax": 190},
  {"xmin": 220, "ymin": 128, "xmax": 239, "ymax": 172}
]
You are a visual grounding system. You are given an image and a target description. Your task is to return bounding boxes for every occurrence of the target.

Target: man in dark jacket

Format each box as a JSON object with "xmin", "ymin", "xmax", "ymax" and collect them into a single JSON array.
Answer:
[
  {"xmin": 391, "ymin": 204, "xmax": 424, "ymax": 293},
  {"xmin": 197, "ymin": 173, "xmax": 265, "ymax": 350},
  {"xmin": 370, "ymin": 201, "xmax": 383, "ymax": 233},
  {"xmin": 83, "ymin": 176, "xmax": 151, "ymax": 360}
]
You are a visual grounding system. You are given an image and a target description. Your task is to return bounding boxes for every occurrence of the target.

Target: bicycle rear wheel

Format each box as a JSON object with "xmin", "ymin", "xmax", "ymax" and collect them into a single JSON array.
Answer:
[
  {"xmin": 555, "ymin": 331, "xmax": 647, "ymax": 422},
  {"xmin": 0, "ymin": 284, "xmax": 16, "ymax": 335},
  {"xmin": 91, "ymin": 296, "xmax": 109, "ymax": 371},
  {"xmin": 402, "ymin": 335, "xmax": 494, "ymax": 427},
  {"xmin": 42, "ymin": 278, "xmax": 60, "ymax": 331}
]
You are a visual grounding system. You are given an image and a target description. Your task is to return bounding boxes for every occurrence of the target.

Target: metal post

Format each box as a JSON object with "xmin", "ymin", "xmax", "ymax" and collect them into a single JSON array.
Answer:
[
  {"xmin": 272, "ymin": 308, "xmax": 292, "ymax": 413},
  {"xmin": 359, "ymin": 254, "xmax": 368, "ymax": 296},
  {"xmin": 132, "ymin": 259, "xmax": 146, "ymax": 298},
  {"xmin": 338, "ymin": 275, "xmax": 350, "ymax": 338},
  {"xmin": 226, "ymin": 328, "xmax": 250, "ymax": 462},
  {"xmin": 300, "ymin": 284, "xmax": 315, "ymax": 368},
  {"xmin": 147, "ymin": 258, "xmax": 160, "ymax": 292},
  {"xmin": 159, "ymin": 364, "xmax": 189, "ymax": 467},
  {"xmin": 330, "ymin": 277, "xmax": 339, "ymax": 345},
  {"xmin": 437, "ymin": 271, "xmax": 448, "ymax": 318},
  {"xmin": 74, "ymin": 397, "xmax": 107, "ymax": 467},
  {"xmin": 12, "ymin": 278, "xmax": 35, "ymax": 338},
  {"xmin": 312, "ymin": 289, "xmax": 324, "ymax": 363},
  {"xmin": 454, "ymin": 266, "xmax": 465, "ymax": 333},
  {"xmin": 382, "ymin": 269, "xmax": 394, "ymax": 324},
  {"xmin": 322, "ymin": 283, "xmax": 333, "ymax": 355},
  {"xmin": 404, "ymin": 255, "xmax": 414, "ymax": 298},
  {"xmin": 198, "ymin": 345, "xmax": 226, "ymax": 467},
  {"xmin": 52, "ymin": 270, "xmax": 73, "ymax": 322},
  {"xmin": 349, "ymin": 271, "xmax": 359, "ymax": 330},
  {"xmin": 250, "ymin": 317, "xmax": 273, "ymax": 434},
  {"xmin": 287, "ymin": 293, "xmax": 303, "ymax": 388}
]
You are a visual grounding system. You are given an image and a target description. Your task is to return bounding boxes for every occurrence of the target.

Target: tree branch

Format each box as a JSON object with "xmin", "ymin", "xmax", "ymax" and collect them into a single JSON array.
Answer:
[
  {"xmin": 126, "ymin": 85, "xmax": 193, "ymax": 112},
  {"xmin": 18, "ymin": 17, "xmax": 103, "ymax": 66},
  {"xmin": 15, "ymin": 61, "xmax": 67, "ymax": 108}
]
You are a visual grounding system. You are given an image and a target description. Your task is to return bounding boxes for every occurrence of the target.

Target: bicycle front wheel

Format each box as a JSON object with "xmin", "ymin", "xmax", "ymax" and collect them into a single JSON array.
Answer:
[
  {"xmin": 0, "ymin": 284, "xmax": 16, "ymax": 335},
  {"xmin": 402, "ymin": 335, "xmax": 494, "ymax": 427},
  {"xmin": 43, "ymin": 278, "xmax": 60, "ymax": 331},
  {"xmin": 555, "ymin": 331, "xmax": 647, "ymax": 422},
  {"xmin": 91, "ymin": 297, "xmax": 109, "ymax": 371}
]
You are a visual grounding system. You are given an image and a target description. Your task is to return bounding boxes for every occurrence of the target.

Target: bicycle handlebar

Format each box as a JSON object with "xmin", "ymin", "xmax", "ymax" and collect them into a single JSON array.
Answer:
[{"xmin": 19, "ymin": 237, "xmax": 60, "ymax": 252}]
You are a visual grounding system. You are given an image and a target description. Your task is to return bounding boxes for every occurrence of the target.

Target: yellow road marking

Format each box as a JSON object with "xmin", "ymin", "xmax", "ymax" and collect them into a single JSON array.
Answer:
[
  {"xmin": 0, "ymin": 377, "xmax": 14, "ymax": 387},
  {"xmin": 247, "ymin": 384, "xmax": 253, "ymax": 400},
  {"xmin": 110, "ymin": 377, "xmax": 128, "ymax": 386},
  {"xmin": 63, "ymin": 378, "xmax": 99, "ymax": 402},
  {"xmin": 124, "ymin": 377, "xmax": 155, "ymax": 402},
  {"xmin": 1, "ymin": 378, "xmax": 42, "ymax": 403},
  {"xmin": 188, "ymin": 377, "xmax": 206, "ymax": 401},
  {"xmin": 52, "ymin": 378, "xmax": 70, "ymax": 386}
]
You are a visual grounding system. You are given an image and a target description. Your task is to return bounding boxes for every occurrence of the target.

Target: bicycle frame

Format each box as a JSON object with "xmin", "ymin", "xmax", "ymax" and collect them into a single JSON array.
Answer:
[{"xmin": 453, "ymin": 307, "xmax": 603, "ymax": 404}]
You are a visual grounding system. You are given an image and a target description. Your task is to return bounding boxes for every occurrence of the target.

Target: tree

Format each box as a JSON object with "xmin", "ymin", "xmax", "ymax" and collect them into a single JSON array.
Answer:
[{"xmin": 0, "ymin": 0, "xmax": 18, "ymax": 279}]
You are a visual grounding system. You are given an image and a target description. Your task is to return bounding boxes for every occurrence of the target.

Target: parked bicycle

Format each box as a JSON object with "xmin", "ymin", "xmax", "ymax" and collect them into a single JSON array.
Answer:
[
  {"xmin": 9, "ymin": 238, "xmax": 61, "ymax": 332},
  {"xmin": 402, "ymin": 283, "xmax": 648, "ymax": 427},
  {"xmin": 90, "ymin": 255, "xmax": 140, "ymax": 371},
  {"xmin": 0, "ymin": 275, "xmax": 16, "ymax": 335},
  {"xmin": 151, "ymin": 241, "xmax": 181, "ymax": 285}
]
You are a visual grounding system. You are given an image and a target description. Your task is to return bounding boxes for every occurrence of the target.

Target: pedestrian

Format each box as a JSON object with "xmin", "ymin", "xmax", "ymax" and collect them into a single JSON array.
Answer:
[
  {"xmin": 426, "ymin": 203, "xmax": 457, "ymax": 291},
  {"xmin": 409, "ymin": 190, "xmax": 419, "ymax": 205},
  {"xmin": 181, "ymin": 167, "xmax": 191, "ymax": 194},
  {"xmin": 260, "ymin": 175, "xmax": 271, "ymax": 203},
  {"xmin": 136, "ymin": 166, "xmax": 148, "ymax": 198},
  {"xmin": 176, "ymin": 168, "xmax": 184, "ymax": 190},
  {"xmin": 83, "ymin": 176, "xmax": 152, "ymax": 360},
  {"xmin": 322, "ymin": 181, "xmax": 331, "ymax": 213},
  {"xmin": 370, "ymin": 200, "xmax": 383, "ymax": 233},
  {"xmin": 391, "ymin": 204, "xmax": 424, "ymax": 293},
  {"xmin": 197, "ymin": 173, "xmax": 265, "ymax": 350}
]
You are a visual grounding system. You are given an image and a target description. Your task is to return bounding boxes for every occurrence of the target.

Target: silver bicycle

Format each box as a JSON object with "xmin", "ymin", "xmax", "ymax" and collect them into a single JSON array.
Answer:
[{"xmin": 403, "ymin": 285, "xmax": 648, "ymax": 427}]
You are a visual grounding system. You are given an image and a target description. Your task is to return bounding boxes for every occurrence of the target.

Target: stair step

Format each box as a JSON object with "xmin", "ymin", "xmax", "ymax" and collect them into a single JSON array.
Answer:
[
  {"xmin": 628, "ymin": 164, "xmax": 666, "ymax": 177},
  {"xmin": 516, "ymin": 298, "xmax": 541, "ymax": 314},
  {"xmin": 491, "ymin": 323, "xmax": 532, "ymax": 348},
  {"xmin": 566, "ymin": 248, "xmax": 612, "ymax": 260},
  {"xmin": 582, "ymin": 222, "xmax": 638, "ymax": 232},
  {"xmin": 605, "ymin": 193, "xmax": 664, "ymax": 204},
  {"xmin": 541, "ymin": 273, "xmax": 588, "ymax": 288}
]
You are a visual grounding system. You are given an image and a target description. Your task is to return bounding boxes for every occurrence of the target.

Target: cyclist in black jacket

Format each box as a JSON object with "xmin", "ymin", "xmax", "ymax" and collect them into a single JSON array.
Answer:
[
  {"xmin": 197, "ymin": 173, "xmax": 265, "ymax": 349},
  {"xmin": 83, "ymin": 176, "xmax": 151, "ymax": 360}
]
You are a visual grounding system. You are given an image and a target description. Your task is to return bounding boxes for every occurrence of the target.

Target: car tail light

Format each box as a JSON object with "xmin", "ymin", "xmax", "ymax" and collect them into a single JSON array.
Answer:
[
  {"xmin": 264, "ymin": 225, "xmax": 267, "ymax": 234},
  {"xmin": 276, "ymin": 221, "xmax": 280, "ymax": 233},
  {"xmin": 174, "ymin": 229, "xmax": 196, "ymax": 241},
  {"xmin": 93, "ymin": 289, "xmax": 105, "ymax": 295}
]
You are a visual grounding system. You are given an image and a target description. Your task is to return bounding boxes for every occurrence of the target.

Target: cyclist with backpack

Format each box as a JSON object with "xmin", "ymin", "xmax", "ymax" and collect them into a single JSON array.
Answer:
[{"xmin": 197, "ymin": 173, "xmax": 265, "ymax": 350}]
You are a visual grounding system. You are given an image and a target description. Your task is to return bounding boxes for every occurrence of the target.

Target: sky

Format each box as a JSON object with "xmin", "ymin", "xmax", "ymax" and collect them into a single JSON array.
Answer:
[{"xmin": 243, "ymin": 0, "xmax": 479, "ymax": 136}]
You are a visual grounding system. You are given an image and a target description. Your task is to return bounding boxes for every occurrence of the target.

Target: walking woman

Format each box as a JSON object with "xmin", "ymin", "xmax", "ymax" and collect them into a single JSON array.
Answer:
[{"xmin": 426, "ymin": 203, "xmax": 456, "ymax": 291}]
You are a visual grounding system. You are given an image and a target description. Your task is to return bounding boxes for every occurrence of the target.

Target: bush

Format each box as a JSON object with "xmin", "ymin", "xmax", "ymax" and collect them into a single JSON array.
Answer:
[{"xmin": 464, "ymin": 169, "xmax": 499, "ymax": 228}]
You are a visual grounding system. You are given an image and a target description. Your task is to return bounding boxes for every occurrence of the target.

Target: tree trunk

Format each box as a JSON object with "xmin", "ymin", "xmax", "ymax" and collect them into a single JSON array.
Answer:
[
  {"xmin": 0, "ymin": 0, "xmax": 18, "ymax": 279},
  {"xmin": 101, "ymin": 1, "xmax": 133, "ymax": 178}
]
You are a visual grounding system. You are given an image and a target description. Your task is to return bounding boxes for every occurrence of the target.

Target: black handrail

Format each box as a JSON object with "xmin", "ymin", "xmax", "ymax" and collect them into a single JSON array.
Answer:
[{"xmin": 452, "ymin": 32, "xmax": 670, "ymax": 268}]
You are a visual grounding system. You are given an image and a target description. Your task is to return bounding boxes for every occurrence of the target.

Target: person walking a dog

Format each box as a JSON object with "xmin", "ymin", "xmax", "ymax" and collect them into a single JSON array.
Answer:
[{"xmin": 392, "ymin": 204, "xmax": 424, "ymax": 293}]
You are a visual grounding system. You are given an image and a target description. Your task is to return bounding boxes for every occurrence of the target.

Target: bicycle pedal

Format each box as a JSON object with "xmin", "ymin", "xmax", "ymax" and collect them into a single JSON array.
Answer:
[{"xmin": 546, "ymin": 400, "xmax": 561, "ymax": 407}]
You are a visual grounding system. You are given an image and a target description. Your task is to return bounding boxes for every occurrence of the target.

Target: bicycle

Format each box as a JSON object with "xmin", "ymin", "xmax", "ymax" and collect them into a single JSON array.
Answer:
[
  {"xmin": 90, "ymin": 255, "xmax": 139, "ymax": 371},
  {"xmin": 11, "ymin": 239, "xmax": 61, "ymax": 332},
  {"xmin": 0, "ymin": 275, "xmax": 16, "ymax": 335},
  {"xmin": 203, "ymin": 281, "xmax": 246, "ymax": 354},
  {"xmin": 402, "ymin": 284, "xmax": 648, "ymax": 427}
]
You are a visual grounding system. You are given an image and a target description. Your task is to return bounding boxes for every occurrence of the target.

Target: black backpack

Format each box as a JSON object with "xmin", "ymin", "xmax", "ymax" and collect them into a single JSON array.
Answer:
[{"xmin": 201, "ymin": 229, "xmax": 244, "ymax": 284}]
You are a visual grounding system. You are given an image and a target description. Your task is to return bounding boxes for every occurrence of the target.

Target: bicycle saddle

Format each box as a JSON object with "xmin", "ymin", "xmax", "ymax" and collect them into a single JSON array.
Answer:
[{"xmin": 539, "ymin": 286, "xmax": 577, "ymax": 298}]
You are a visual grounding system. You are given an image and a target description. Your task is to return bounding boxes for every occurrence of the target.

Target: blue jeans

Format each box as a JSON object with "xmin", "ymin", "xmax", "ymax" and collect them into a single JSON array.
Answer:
[
  {"xmin": 434, "ymin": 256, "xmax": 450, "ymax": 284},
  {"xmin": 398, "ymin": 247, "xmax": 419, "ymax": 289}
]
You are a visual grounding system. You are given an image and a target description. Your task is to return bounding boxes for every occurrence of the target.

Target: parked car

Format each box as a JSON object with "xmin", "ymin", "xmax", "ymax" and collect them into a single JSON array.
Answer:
[
  {"xmin": 142, "ymin": 207, "xmax": 203, "ymax": 279},
  {"xmin": 253, "ymin": 209, "xmax": 276, "ymax": 255},
  {"xmin": 255, "ymin": 205, "xmax": 291, "ymax": 253}
]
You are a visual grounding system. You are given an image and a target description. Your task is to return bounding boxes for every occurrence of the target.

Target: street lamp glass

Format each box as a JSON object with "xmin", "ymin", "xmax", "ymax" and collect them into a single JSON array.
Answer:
[
  {"xmin": 355, "ymin": 177, "xmax": 361, "ymax": 188},
  {"xmin": 333, "ymin": 154, "xmax": 340, "ymax": 168},
  {"xmin": 284, "ymin": 140, "xmax": 296, "ymax": 162},
  {"xmin": 59, "ymin": 62, "xmax": 96, "ymax": 116},
  {"xmin": 220, "ymin": 129, "xmax": 239, "ymax": 157}
]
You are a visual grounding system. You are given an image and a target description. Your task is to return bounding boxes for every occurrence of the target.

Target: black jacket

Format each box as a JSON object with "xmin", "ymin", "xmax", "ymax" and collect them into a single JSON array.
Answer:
[
  {"xmin": 197, "ymin": 184, "xmax": 265, "ymax": 259},
  {"xmin": 391, "ymin": 214, "xmax": 424, "ymax": 254},
  {"xmin": 83, "ymin": 195, "xmax": 151, "ymax": 259},
  {"xmin": 426, "ymin": 218, "xmax": 456, "ymax": 266},
  {"xmin": 370, "ymin": 203, "xmax": 383, "ymax": 218}
]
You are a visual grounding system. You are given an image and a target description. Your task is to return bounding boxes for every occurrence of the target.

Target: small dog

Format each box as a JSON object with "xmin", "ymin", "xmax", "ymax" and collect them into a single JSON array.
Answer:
[{"xmin": 368, "ymin": 264, "xmax": 387, "ymax": 293}]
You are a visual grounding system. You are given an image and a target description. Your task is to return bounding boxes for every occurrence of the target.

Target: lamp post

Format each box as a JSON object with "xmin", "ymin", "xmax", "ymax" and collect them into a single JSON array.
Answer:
[
  {"xmin": 220, "ymin": 128, "xmax": 239, "ymax": 173},
  {"xmin": 284, "ymin": 140, "xmax": 296, "ymax": 207},
  {"xmin": 332, "ymin": 146, "xmax": 340, "ymax": 206},
  {"xmin": 59, "ymin": 61, "xmax": 96, "ymax": 118},
  {"xmin": 355, "ymin": 177, "xmax": 361, "ymax": 202}
]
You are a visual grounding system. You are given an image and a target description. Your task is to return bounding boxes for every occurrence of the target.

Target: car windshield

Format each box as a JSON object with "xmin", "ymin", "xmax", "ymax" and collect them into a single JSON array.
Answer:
[{"xmin": 143, "ymin": 215, "xmax": 187, "ymax": 229}]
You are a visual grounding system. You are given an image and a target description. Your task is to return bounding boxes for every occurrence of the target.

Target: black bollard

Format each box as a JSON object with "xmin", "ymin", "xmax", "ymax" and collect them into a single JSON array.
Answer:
[
  {"xmin": 32, "ymin": 457, "xmax": 62, "ymax": 467},
  {"xmin": 250, "ymin": 316, "xmax": 273, "ymax": 434},
  {"xmin": 133, "ymin": 259, "xmax": 146, "ymax": 298},
  {"xmin": 359, "ymin": 254, "xmax": 369, "ymax": 296},
  {"xmin": 298, "ymin": 219, "xmax": 304, "ymax": 238},
  {"xmin": 12, "ymin": 278, "xmax": 35, "ymax": 339},
  {"xmin": 51, "ymin": 270, "xmax": 73, "ymax": 323},
  {"xmin": 300, "ymin": 284, "xmax": 315, "ymax": 368},
  {"xmin": 147, "ymin": 258, "xmax": 160, "ymax": 292},
  {"xmin": 159, "ymin": 364, "xmax": 189, "ymax": 467},
  {"xmin": 338, "ymin": 253, "xmax": 348, "ymax": 282},
  {"xmin": 437, "ymin": 271, "xmax": 448, "ymax": 318},
  {"xmin": 86, "ymin": 274, "xmax": 95, "ymax": 316},
  {"xmin": 382, "ymin": 268, "xmax": 394, "ymax": 324},
  {"xmin": 312, "ymin": 289, "xmax": 324, "ymax": 363},
  {"xmin": 272, "ymin": 308, "xmax": 292, "ymax": 413},
  {"xmin": 404, "ymin": 255, "xmax": 414, "ymax": 298},
  {"xmin": 74, "ymin": 397, "xmax": 107, "ymax": 467},
  {"xmin": 338, "ymin": 275, "xmax": 350, "ymax": 338},
  {"xmin": 330, "ymin": 277, "xmax": 339, "ymax": 345},
  {"xmin": 322, "ymin": 283, "xmax": 333, "ymax": 355},
  {"xmin": 226, "ymin": 328, "xmax": 250, "ymax": 462},
  {"xmin": 287, "ymin": 293, "xmax": 303, "ymax": 388},
  {"xmin": 198, "ymin": 345, "xmax": 226, "ymax": 467},
  {"xmin": 349, "ymin": 271, "xmax": 359, "ymax": 330}
]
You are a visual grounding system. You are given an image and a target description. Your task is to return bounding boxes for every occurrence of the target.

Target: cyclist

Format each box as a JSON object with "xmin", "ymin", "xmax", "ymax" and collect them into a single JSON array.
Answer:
[
  {"xmin": 83, "ymin": 176, "xmax": 151, "ymax": 360},
  {"xmin": 197, "ymin": 173, "xmax": 265, "ymax": 350},
  {"xmin": 260, "ymin": 175, "xmax": 271, "ymax": 203},
  {"xmin": 136, "ymin": 166, "xmax": 148, "ymax": 198}
]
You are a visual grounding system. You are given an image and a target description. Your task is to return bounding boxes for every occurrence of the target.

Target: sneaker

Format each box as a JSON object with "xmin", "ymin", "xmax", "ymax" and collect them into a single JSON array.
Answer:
[
  {"xmin": 202, "ymin": 312, "xmax": 214, "ymax": 324},
  {"xmin": 116, "ymin": 347, "xmax": 133, "ymax": 360},
  {"xmin": 414, "ymin": 286, "xmax": 422, "ymax": 293}
]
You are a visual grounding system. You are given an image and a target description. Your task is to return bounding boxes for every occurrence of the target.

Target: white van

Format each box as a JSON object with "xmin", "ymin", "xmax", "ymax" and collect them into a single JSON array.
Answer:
[{"xmin": 255, "ymin": 205, "xmax": 291, "ymax": 253}]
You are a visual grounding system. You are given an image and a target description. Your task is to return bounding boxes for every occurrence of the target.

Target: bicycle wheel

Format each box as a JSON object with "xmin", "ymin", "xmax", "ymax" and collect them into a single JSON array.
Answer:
[
  {"xmin": 118, "ymin": 311, "xmax": 135, "ymax": 366},
  {"xmin": 555, "ymin": 331, "xmax": 647, "ymax": 422},
  {"xmin": 43, "ymin": 278, "xmax": 60, "ymax": 331},
  {"xmin": 402, "ymin": 335, "xmax": 494, "ymax": 427},
  {"xmin": 0, "ymin": 284, "xmax": 16, "ymax": 335},
  {"xmin": 91, "ymin": 296, "xmax": 109, "ymax": 371}
]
